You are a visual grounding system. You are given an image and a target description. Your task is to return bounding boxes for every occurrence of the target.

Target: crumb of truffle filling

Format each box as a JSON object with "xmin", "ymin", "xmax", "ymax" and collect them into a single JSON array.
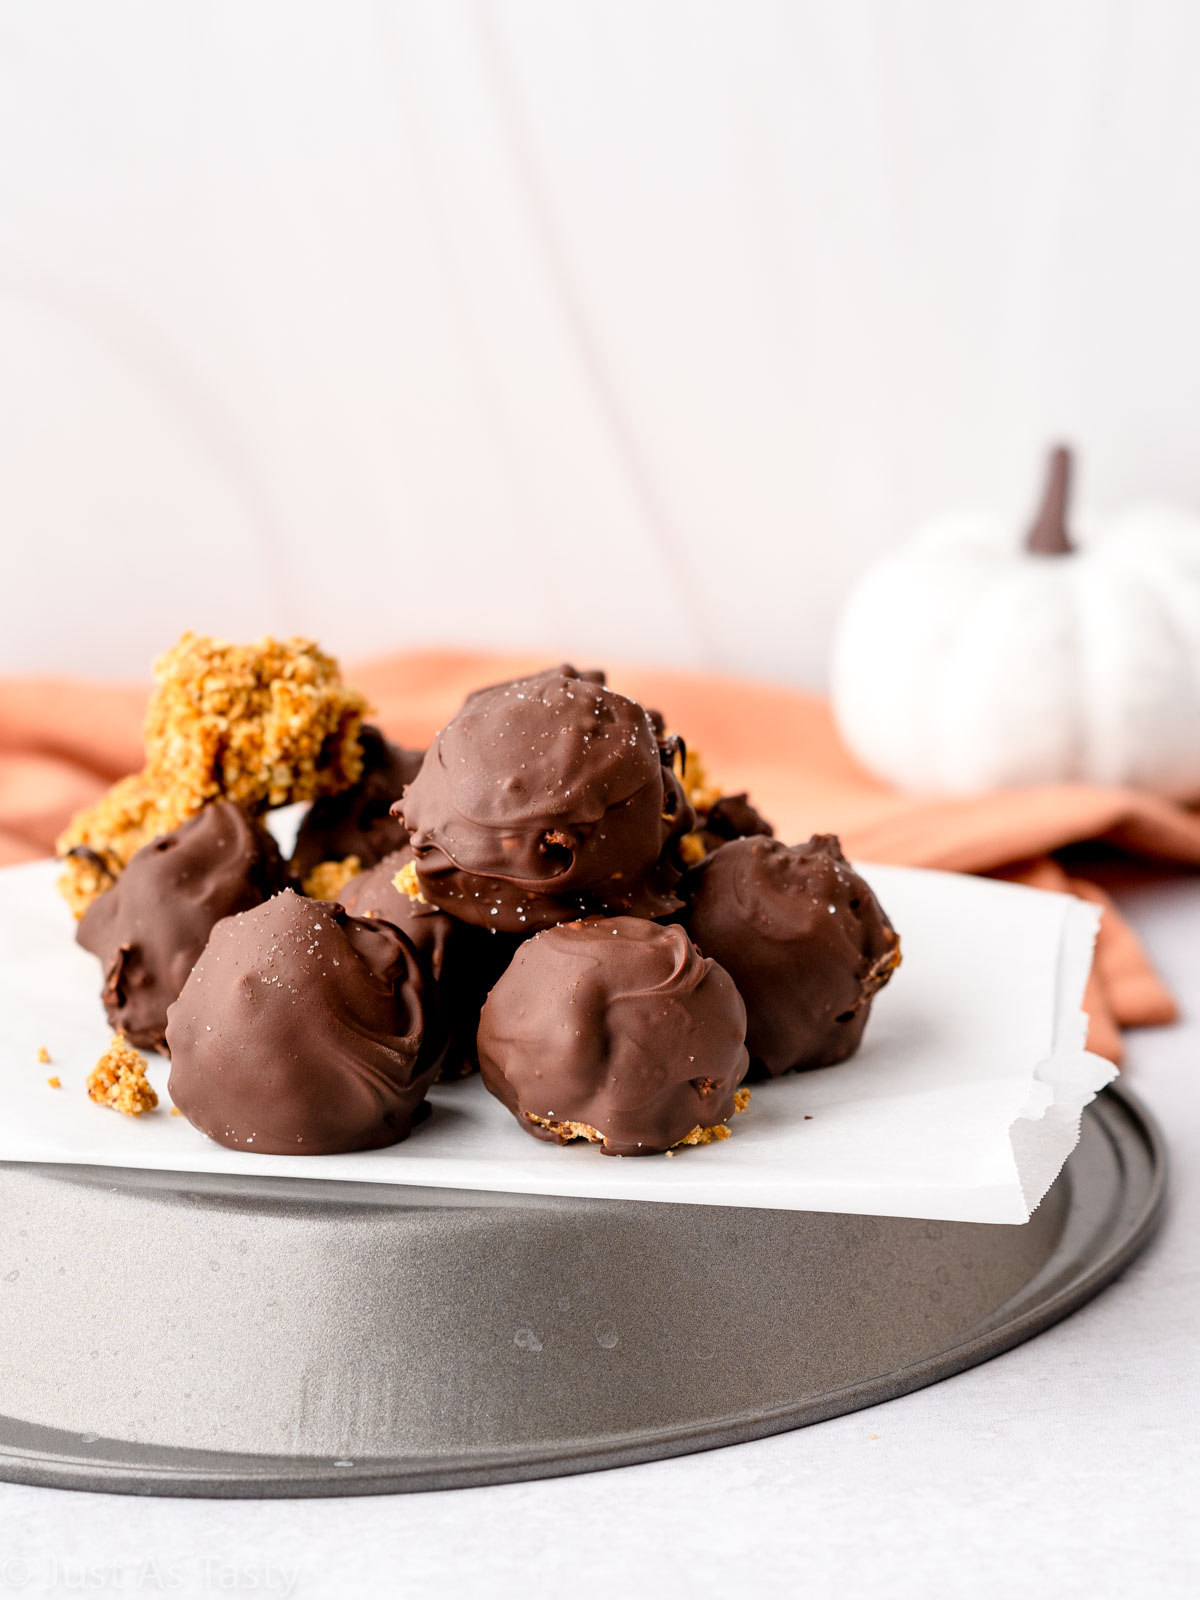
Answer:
[
  {"xmin": 47, "ymin": 1076, "xmax": 61, "ymax": 1089},
  {"xmin": 36, "ymin": 1045, "xmax": 50, "ymax": 1064},
  {"xmin": 87, "ymin": 1035, "xmax": 158, "ymax": 1117},
  {"xmin": 56, "ymin": 633, "xmax": 368, "ymax": 915},
  {"xmin": 867, "ymin": 939, "xmax": 904, "ymax": 991},
  {"xmin": 302, "ymin": 856, "xmax": 362, "ymax": 900},
  {"xmin": 672, "ymin": 1122, "xmax": 732, "ymax": 1147},
  {"xmin": 170, "ymin": 1105, "xmax": 182, "ymax": 1116},
  {"xmin": 659, "ymin": 743, "xmax": 722, "ymax": 871},
  {"xmin": 526, "ymin": 1114, "xmax": 605, "ymax": 1145},
  {"xmin": 675, "ymin": 1089, "xmax": 751, "ymax": 1146},
  {"xmin": 677, "ymin": 831, "xmax": 708, "ymax": 866},
  {"xmin": 679, "ymin": 745, "xmax": 722, "ymax": 815},
  {"xmin": 393, "ymin": 859, "xmax": 427, "ymax": 903},
  {"xmin": 526, "ymin": 1087, "xmax": 749, "ymax": 1153}
]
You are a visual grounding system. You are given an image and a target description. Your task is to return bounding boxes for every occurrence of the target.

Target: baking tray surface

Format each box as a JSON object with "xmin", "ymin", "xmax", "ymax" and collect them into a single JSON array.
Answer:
[{"xmin": 0, "ymin": 1083, "xmax": 1164, "ymax": 1498}]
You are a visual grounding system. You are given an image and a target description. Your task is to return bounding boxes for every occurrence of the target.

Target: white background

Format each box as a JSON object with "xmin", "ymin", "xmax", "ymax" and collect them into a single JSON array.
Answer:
[{"xmin": 4, "ymin": 0, "xmax": 1200, "ymax": 683}]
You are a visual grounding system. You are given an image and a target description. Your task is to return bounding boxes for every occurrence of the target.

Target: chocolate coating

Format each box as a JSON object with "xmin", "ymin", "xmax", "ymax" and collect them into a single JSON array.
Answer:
[
  {"xmin": 478, "ymin": 916, "xmax": 748, "ymax": 1156},
  {"xmin": 696, "ymin": 791, "xmax": 775, "ymax": 855},
  {"xmin": 340, "ymin": 846, "xmax": 518, "ymax": 1075},
  {"xmin": 76, "ymin": 801, "xmax": 284, "ymax": 1052},
  {"xmin": 679, "ymin": 835, "xmax": 900, "ymax": 1078},
  {"xmin": 397, "ymin": 673, "xmax": 692, "ymax": 933},
  {"xmin": 290, "ymin": 724, "xmax": 423, "ymax": 880},
  {"xmin": 166, "ymin": 890, "xmax": 440, "ymax": 1154},
  {"xmin": 465, "ymin": 663, "xmax": 607, "ymax": 703}
]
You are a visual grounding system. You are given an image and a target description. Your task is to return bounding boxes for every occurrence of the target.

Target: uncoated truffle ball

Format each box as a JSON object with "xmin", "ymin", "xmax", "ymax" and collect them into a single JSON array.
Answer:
[
  {"xmin": 477, "ymin": 916, "xmax": 749, "ymax": 1155},
  {"xmin": 76, "ymin": 800, "xmax": 284, "ymax": 1052},
  {"xmin": 396, "ymin": 672, "xmax": 692, "ymax": 933},
  {"xmin": 679, "ymin": 834, "xmax": 900, "ymax": 1078},
  {"xmin": 166, "ymin": 889, "xmax": 442, "ymax": 1154}
]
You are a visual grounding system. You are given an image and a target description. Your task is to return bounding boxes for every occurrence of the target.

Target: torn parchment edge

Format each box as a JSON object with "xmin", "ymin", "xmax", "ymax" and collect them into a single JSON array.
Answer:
[{"xmin": 1010, "ymin": 897, "xmax": 1116, "ymax": 1218}]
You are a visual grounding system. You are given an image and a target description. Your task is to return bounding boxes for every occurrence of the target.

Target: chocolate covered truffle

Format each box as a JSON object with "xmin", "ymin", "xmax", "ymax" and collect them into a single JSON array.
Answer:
[
  {"xmin": 477, "ymin": 916, "xmax": 749, "ymax": 1155},
  {"xmin": 166, "ymin": 890, "xmax": 441, "ymax": 1154},
  {"xmin": 340, "ymin": 846, "xmax": 517, "ymax": 1076},
  {"xmin": 290, "ymin": 724, "xmax": 424, "ymax": 886},
  {"xmin": 679, "ymin": 835, "xmax": 900, "ymax": 1078},
  {"xmin": 397, "ymin": 673, "xmax": 693, "ymax": 933},
  {"xmin": 695, "ymin": 792, "xmax": 774, "ymax": 855},
  {"xmin": 76, "ymin": 800, "xmax": 284, "ymax": 1052}
]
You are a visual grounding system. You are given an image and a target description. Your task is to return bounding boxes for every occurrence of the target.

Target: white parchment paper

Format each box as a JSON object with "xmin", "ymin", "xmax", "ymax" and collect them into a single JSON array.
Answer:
[{"xmin": 0, "ymin": 858, "xmax": 1113, "ymax": 1223}]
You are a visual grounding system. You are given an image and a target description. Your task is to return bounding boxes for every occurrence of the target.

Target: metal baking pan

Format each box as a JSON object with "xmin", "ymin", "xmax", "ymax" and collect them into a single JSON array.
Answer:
[{"xmin": 0, "ymin": 1082, "xmax": 1164, "ymax": 1498}]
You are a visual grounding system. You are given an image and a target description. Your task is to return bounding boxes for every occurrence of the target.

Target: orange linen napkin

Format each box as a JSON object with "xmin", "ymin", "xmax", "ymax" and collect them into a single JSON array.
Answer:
[{"xmin": 2, "ymin": 651, "xmax": 1192, "ymax": 1064}]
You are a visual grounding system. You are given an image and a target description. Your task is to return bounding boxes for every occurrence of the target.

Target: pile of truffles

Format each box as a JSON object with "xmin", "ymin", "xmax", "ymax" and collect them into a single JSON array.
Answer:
[{"xmin": 64, "ymin": 636, "xmax": 900, "ymax": 1157}]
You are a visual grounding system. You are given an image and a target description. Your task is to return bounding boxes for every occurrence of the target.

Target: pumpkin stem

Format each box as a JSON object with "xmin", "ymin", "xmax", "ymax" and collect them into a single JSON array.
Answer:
[{"xmin": 1026, "ymin": 445, "xmax": 1073, "ymax": 555}]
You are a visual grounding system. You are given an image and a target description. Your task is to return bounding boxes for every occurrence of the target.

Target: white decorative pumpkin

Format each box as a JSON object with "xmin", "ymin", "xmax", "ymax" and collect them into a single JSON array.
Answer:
[{"xmin": 832, "ymin": 448, "xmax": 1200, "ymax": 798}]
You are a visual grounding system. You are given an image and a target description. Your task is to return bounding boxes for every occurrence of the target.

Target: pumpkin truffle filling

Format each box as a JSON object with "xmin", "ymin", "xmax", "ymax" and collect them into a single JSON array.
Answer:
[{"xmin": 57, "ymin": 632, "xmax": 367, "ymax": 916}]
